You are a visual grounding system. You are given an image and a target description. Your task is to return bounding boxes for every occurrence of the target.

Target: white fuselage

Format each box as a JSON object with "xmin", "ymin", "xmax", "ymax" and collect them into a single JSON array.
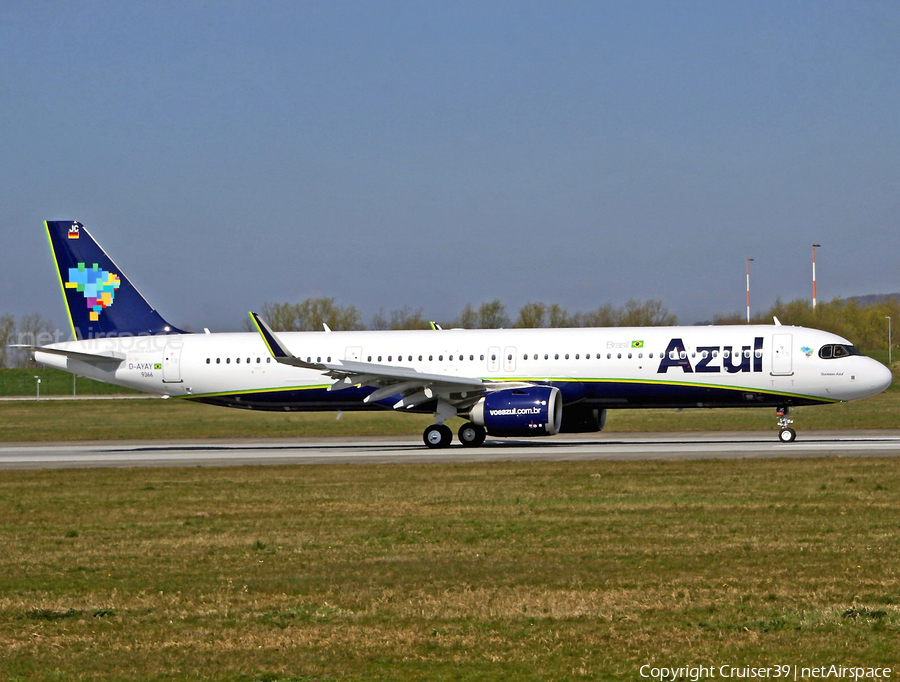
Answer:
[{"xmin": 35, "ymin": 325, "xmax": 892, "ymax": 412}]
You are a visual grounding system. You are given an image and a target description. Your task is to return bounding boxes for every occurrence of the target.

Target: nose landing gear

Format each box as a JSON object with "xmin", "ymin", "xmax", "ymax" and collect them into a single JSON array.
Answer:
[{"xmin": 776, "ymin": 406, "xmax": 796, "ymax": 443}]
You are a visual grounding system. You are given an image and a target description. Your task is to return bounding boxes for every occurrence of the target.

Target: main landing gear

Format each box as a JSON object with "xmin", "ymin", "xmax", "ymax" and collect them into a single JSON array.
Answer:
[
  {"xmin": 422, "ymin": 397, "xmax": 486, "ymax": 449},
  {"xmin": 422, "ymin": 422, "xmax": 487, "ymax": 449},
  {"xmin": 776, "ymin": 406, "xmax": 796, "ymax": 443}
]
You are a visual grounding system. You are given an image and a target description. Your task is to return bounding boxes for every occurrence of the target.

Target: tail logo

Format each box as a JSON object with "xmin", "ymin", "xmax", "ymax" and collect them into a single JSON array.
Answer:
[
  {"xmin": 65, "ymin": 263, "xmax": 122, "ymax": 322},
  {"xmin": 68, "ymin": 223, "xmax": 80, "ymax": 239}
]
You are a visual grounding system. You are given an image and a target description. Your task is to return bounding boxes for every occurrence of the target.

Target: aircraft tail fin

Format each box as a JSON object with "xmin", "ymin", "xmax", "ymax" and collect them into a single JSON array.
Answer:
[{"xmin": 45, "ymin": 221, "xmax": 184, "ymax": 340}]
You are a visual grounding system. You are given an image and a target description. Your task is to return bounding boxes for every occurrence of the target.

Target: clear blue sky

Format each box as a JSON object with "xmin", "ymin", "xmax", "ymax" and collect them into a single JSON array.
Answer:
[{"xmin": 2, "ymin": 1, "xmax": 898, "ymax": 332}]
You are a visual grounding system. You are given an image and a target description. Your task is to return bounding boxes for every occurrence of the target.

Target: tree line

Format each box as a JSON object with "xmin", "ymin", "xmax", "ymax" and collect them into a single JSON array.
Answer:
[
  {"xmin": 710, "ymin": 296, "xmax": 899, "ymax": 353},
  {"xmin": 246, "ymin": 298, "xmax": 678, "ymax": 333},
  {"xmin": 245, "ymin": 295, "xmax": 898, "ymax": 356}
]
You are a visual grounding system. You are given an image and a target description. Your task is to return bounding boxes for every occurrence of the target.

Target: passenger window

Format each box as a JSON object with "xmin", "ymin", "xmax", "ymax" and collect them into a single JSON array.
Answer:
[
  {"xmin": 226, "ymin": 358, "xmax": 231, "ymax": 364},
  {"xmin": 554, "ymin": 354, "xmax": 559, "ymax": 360},
  {"xmin": 429, "ymin": 355, "xmax": 433, "ymax": 361},
  {"xmin": 266, "ymin": 358, "xmax": 271, "ymax": 363},
  {"xmin": 236, "ymin": 358, "xmax": 240, "ymax": 364},
  {"xmin": 367, "ymin": 356, "xmax": 372, "ymax": 362},
  {"xmin": 617, "ymin": 353, "xmax": 622, "ymax": 359},
  {"xmin": 257, "ymin": 357, "xmax": 261, "ymax": 363},
  {"xmin": 439, "ymin": 355, "xmax": 443, "ymax": 361},
  {"xmin": 419, "ymin": 355, "xmax": 423, "ymax": 361},
  {"xmin": 206, "ymin": 358, "xmax": 210, "ymax": 364},
  {"xmin": 628, "ymin": 353, "xmax": 632, "ymax": 359}
]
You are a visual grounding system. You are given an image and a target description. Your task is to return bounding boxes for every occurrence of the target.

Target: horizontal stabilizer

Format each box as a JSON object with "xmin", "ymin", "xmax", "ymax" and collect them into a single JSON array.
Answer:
[{"xmin": 10, "ymin": 344, "xmax": 125, "ymax": 365}]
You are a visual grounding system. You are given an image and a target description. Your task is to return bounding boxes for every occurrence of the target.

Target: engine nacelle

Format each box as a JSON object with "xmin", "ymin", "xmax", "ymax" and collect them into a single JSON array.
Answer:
[
  {"xmin": 470, "ymin": 386, "xmax": 562, "ymax": 437},
  {"xmin": 559, "ymin": 405, "xmax": 607, "ymax": 433}
]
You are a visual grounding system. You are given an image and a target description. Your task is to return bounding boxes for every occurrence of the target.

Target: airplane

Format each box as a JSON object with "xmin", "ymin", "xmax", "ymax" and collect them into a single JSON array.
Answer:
[{"xmin": 19, "ymin": 220, "xmax": 893, "ymax": 448}]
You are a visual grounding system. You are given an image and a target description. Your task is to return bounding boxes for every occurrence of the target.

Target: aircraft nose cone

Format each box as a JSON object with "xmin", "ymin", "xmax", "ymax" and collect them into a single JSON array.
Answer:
[{"xmin": 873, "ymin": 361, "xmax": 893, "ymax": 394}]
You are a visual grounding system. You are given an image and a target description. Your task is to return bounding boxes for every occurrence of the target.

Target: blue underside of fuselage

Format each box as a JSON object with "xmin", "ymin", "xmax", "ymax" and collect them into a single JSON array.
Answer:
[{"xmin": 185, "ymin": 380, "xmax": 830, "ymax": 412}]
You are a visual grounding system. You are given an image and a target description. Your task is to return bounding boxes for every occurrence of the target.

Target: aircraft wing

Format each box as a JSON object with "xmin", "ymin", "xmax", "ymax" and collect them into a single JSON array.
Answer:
[{"xmin": 249, "ymin": 312, "xmax": 517, "ymax": 410}]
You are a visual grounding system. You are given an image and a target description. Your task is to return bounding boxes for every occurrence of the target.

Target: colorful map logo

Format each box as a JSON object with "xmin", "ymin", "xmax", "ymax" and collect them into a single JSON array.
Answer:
[
  {"xmin": 66, "ymin": 263, "xmax": 121, "ymax": 322},
  {"xmin": 801, "ymin": 346, "xmax": 814, "ymax": 358}
]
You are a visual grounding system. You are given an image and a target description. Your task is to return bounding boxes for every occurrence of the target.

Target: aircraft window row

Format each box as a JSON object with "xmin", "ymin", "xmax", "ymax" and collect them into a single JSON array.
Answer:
[
  {"xmin": 206, "ymin": 348, "xmax": 766, "ymax": 367},
  {"xmin": 819, "ymin": 344, "xmax": 862, "ymax": 359},
  {"xmin": 206, "ymin": 357, "xmax": 273, "ymax": 364}
]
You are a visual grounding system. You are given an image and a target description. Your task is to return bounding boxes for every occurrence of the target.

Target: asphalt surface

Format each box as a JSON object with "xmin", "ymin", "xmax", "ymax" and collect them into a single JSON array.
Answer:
[{"xmin": 1, "ymin": 431, "xmax": 899, "ymax": 470}]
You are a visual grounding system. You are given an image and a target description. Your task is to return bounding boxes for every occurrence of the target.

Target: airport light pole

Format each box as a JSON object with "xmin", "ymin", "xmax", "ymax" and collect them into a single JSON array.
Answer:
[
  {"xmin": 812, "ymin": 244, "xmax": 822, "ymax": 310},
  {"xmin": 888, "ymin": 316, "xmax": 893, "ymax": 365},
  {"xmin": 746, "ymin": 258, "xmax": 754, "ymax": 324}
]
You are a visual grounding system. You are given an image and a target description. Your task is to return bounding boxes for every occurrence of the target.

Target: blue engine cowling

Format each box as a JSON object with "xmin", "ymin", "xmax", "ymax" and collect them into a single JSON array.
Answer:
[{"xmin": 469, "ymin": 386, "xmax": 562, "ymax": 437}]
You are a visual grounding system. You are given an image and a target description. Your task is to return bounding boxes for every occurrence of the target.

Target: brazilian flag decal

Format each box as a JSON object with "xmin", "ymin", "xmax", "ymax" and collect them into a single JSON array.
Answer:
[
  {"xmin": 153, "ymin": 363, "xmax": 163, "ymax": 370},
  {"xmin": 631, "ymin": 340, "xmax": 644, "ymax": 349}
]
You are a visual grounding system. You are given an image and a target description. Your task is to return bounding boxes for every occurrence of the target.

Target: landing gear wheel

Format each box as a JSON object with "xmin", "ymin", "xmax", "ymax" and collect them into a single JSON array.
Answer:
[
  {"xmin": 458, "ymin": 422, "xmax": 487, "ymax": 448},
  {"xmin": 424, "ymin": 424, "xmax": 453, "ymax": 449},
  {"xmin": 778, "ymin": 427, "xmax": 796, "ymax": 443}
]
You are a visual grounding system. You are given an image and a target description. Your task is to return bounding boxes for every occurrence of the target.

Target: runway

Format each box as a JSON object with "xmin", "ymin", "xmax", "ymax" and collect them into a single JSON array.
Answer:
[{"xmin": 1, "ymin": 431, "xmax": 899, "ymax": 469}]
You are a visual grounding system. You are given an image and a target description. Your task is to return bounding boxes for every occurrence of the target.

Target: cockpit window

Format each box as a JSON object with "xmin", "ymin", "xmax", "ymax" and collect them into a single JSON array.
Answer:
[{"xmin": 818, "ymin": 344, "xmax": 863, "ymax": 359}]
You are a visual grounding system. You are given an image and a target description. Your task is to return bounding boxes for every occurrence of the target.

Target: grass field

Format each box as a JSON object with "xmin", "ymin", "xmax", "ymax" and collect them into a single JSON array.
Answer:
[
  {"xmin": 0, "ymin": 367, "xmax": 140, "ymax": 398},
  {"xmin": 1, "ymin": 458, "xmax": 898, "ymax": 679},
  {"xmin": 1, "ymin": 386, "xmax": 898, "ymax": 443}
]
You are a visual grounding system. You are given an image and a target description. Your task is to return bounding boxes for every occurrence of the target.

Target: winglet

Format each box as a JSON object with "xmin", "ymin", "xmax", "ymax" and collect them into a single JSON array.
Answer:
[{"xmin": 248, "ymin": 312, "xmax": 321, "ymax": 369}]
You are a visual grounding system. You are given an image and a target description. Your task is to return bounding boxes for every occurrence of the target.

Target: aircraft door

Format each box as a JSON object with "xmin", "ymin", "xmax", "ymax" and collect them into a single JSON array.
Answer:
[
  {"xmin": 162, "ymin": 341, "xmax": 184, "ymax": 383},
  {"xmin": 487, "ymin": 346, "xmax": 500, "ymax": 372},
  {"xmin": 504, "ymin": 346, "xmax": 517, "ymax": 372},
  {"xmin": 771, "ymin": 334, "xmax": 793, "ymax": 375}
]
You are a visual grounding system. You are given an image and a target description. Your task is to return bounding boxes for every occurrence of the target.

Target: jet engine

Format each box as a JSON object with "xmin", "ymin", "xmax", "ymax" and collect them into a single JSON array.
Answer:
[
  {"xmin": 469, "ymin": 386, "xmax": 562, "ymax": 437},
  {"xmin": 559, "ymin": 405, "xmax": 607, "ymax": 433}
]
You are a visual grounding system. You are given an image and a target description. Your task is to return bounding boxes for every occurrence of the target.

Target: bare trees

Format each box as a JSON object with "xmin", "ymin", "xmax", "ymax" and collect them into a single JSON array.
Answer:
[{"xmin": 0, "ymin": 314, "xmax": 57, "ymax": 368}]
